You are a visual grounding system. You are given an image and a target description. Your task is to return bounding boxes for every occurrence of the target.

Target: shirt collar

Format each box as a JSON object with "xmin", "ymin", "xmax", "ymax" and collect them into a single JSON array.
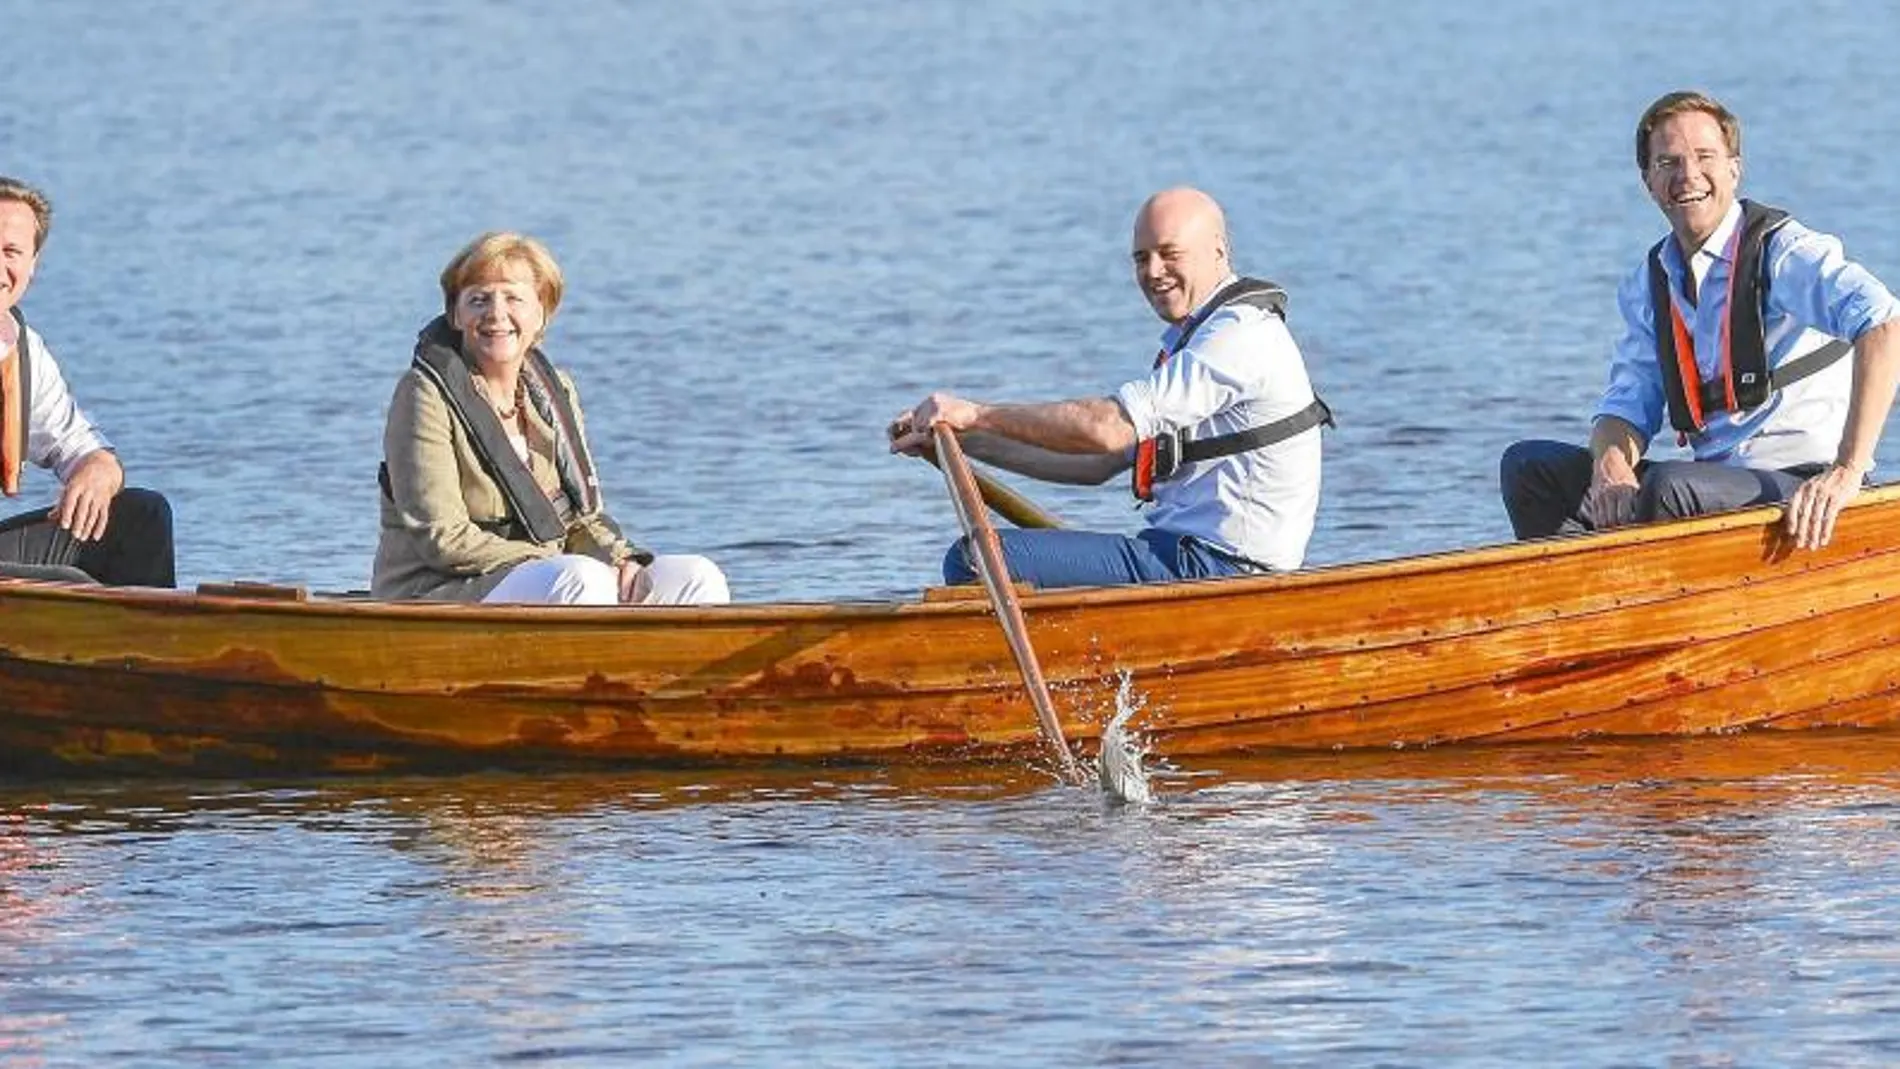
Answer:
[
  {"xmin": 1158, "ymin": 273, "xmax": 1241, "ymax": 349},
  {"xmin": 0, "ymin": 312, "xmax": 16, "ymax": 356},
  {"xmin": 1674, "ymin": 200, "xmax": 1744, "ymax": 267}
]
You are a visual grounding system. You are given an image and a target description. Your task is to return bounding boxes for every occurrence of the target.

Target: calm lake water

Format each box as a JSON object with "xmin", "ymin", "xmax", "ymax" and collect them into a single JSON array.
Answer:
[{"xmin": 8, "ymin": 0, "xmax": 1900, "ymax": 1063}]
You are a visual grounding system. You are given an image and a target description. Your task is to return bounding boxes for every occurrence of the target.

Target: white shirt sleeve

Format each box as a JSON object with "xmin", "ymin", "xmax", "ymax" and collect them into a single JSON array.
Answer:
[
  {"xmin": 1114, "ymin": 307, "xmax": 1270, "ymax": 439},
  {"xmin": 18, "ymin": 328, "xmax": 112, "ymax": 481}
]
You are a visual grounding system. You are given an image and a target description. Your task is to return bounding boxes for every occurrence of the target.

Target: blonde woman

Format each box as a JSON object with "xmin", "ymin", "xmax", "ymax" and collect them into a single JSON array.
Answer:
[{"xmin": 374, "ymin": 232, "xmax": 727, "ymax": 605}]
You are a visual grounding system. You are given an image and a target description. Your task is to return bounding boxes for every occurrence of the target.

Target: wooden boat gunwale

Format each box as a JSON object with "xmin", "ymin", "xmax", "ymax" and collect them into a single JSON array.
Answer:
[{"xmin": 0, "ymin": 482, "xmax": 1871, "ymax": 623}]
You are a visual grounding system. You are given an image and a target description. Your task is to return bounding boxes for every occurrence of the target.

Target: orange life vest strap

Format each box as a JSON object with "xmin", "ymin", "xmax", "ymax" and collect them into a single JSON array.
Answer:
[
  {"xmin": 1131, "ymin": 343, "xmax": 1168, "ymax": 501},
  {"xmin": 0, "ymin": 311, "xmax": 25, "ymax": 497},
  {"xmin": 1666, "ymin": 300, "xmax": 1704, "ymax": 432}
]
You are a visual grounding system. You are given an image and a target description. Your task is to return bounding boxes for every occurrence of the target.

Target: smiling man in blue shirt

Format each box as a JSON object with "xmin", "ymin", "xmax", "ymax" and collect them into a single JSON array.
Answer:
[{"xmin": 1501, "ymin": 91, "xmax": 1900, "ymax": 550}]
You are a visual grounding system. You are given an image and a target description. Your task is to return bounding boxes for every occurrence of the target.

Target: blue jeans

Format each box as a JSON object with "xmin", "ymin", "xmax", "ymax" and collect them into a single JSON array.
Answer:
[{"xmin": 941, "ymin": 527, "xmax": 1256, "ymax": 589}]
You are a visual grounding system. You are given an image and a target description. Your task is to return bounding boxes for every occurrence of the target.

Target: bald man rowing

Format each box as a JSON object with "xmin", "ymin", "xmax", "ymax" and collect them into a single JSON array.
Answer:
[{"xmin": 890, "ymin": 187, "xmax": 1330, "ymax": 589}]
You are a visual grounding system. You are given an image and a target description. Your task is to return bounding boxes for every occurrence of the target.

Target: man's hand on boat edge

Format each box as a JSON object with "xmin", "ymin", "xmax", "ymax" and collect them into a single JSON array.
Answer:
[{"xmin": 1783, "ymin": 463, "xmax": 1868, "ymax": 550}]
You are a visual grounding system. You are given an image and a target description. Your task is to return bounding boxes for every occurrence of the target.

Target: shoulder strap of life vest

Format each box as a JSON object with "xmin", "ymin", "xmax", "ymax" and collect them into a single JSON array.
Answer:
[
  {"xmin": 2, "ymin": 305, "xmax": 31, "ymax": 497},
  {"xmin": 519, "ymin": 349, "xmax": 608, "ymax": 522},
  {"xmin": 1726, "ymin": 199, "xmax": 1793, "ymax": 411},
  {"xmin": 1651, "ymin": 200, "xmax": 1850, "ymax": 434},
  {"xmin": 1648, "ymin": 237, "xmax": 1702, "ymax": 435},
  {"xmin": 1160, "ymin": 277, "xmax": 1287, "ymax": 364},
  {"xmin": 395, "ymin": 317, "xmax": 573, "ymax": 545},
  {"xmin": 2, "ymin": 308, "xmax": 31, "ymax": 497},
  {"xmin": 1732, "ymin": 201, "xmax": 1854, "ymax": 404}
]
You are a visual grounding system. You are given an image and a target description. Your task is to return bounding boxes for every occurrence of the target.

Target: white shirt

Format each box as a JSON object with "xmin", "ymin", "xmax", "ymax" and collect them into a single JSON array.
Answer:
[
  {"xmin": 0, "ymin": 320, "xmax": 114, "ymax": 482},
  {"xmin": 1114, "ymin": 280, "xmax": 1322, "ymax": 571}
]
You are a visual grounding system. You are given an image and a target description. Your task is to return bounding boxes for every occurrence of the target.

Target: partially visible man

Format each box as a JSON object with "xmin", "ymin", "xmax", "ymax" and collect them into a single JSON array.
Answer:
[
  {"xmin": 0, "ymin": 177, "xmax": 174, "ymax": 586},
  {"xmin": 1500, "ymin": 91, "xmax": 1900, "ymax": 550},
  {"xmin": 889, "ymin": 187, "xmax": 1329, "ymax": 589}
]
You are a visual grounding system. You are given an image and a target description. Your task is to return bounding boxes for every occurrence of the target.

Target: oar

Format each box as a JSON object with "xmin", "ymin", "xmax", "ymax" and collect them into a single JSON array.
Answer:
[
  {"xmin": 932, "ymin": 423, "xmax": 1084, "ymax": 785},
  {"xmin": 922, "ymin": 454, "xmax": 1065, "ymax": 530}
]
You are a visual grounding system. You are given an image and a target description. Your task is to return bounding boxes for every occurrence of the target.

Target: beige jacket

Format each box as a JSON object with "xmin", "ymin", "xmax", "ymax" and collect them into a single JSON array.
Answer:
[{"xmin": 373, "ymin": 365, "xmax": 636, "ymax": 601}]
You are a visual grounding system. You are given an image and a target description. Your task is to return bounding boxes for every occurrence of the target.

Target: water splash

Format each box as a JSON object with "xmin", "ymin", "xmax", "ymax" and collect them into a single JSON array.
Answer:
[{"xmin": 1094, "ymin": 670, "xmax": 1154, "ymax": 804}]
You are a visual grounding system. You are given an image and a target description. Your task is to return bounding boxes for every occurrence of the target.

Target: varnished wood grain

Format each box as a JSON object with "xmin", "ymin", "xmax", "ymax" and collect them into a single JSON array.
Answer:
[{"xmin": 4, "ymin": 488, "xmax": 1900, "ymax": 775}]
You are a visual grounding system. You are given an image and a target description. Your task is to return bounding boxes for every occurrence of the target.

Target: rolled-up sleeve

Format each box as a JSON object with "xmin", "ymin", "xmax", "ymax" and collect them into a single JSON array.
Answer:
[
  {"xmin": 1766, "ymin": 226, "xmax": 1900, "ymax": 341},
  {"xmin": 1113, "ymin": 378, "xmax": 1164, "ymax": 440},
  {"xmin": 1114, "ymin": 310, "xmax": 1256, "ymax": 439},
  {"xmin": 21, "ymin": 331, "xmax": 112, "ymax": 481},
  {"xmin": 1594, "ymin": 265, "xmax": 1667, "ymax": 441}
]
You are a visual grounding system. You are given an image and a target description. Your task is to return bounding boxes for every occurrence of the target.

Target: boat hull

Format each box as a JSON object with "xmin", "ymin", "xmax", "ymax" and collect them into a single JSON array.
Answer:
[{"xmin": 4, "ymin": 490, "xmax": 1900, "ymax": 776}]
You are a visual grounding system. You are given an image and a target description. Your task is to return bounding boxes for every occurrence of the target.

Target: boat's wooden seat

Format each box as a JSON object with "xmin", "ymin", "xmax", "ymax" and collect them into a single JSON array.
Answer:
[{"xmin": 0, "ymin": 562, "xmax": 98, "ymax": 585}]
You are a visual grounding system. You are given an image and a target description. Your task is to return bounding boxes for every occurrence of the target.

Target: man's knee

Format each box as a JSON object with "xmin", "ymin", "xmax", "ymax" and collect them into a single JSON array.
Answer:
[
  {"xmin": 1499, "ymin": 439, "xmax": 1588, "ymax": 539},
  {"xmin": 941, "ymin": 538, "xmax": 974, "ymax": 585},
  {"xmin": 110, "ymin": 487, "xmax": 173, "ymax": 538},
  {"xmin": 112, "ymin": 487, "xmax": 171, "ymax": 521},
  {"xmin": 86, "ymin": 487, "xmax": 176, "ymax": 587},
  {"xmin": 1500, "ymin": 439, "xmax": 1579, "ymax": 494},
  {"xmin": 1499, "ymin": 439, "xmax": 1537, "ymax": 489}
]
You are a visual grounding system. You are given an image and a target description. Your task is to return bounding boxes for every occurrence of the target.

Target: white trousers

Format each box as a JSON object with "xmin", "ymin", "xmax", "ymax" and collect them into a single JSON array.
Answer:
[{"xmin": 481, "ymin": 554, "xmax": 730, "ymax": 606}]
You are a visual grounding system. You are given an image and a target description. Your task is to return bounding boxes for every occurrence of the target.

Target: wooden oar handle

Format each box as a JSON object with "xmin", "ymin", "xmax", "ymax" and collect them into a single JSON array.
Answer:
[
  {"xmin": 932, "ymin": 424, "xmax": 1084, "ymax": 784},
  {"xmin": 923, "ymin": 453, "xmax": 1065, "ymax": 530}
]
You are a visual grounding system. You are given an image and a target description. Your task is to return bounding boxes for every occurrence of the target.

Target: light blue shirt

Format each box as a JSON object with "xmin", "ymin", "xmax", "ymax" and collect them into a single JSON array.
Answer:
[{"xmin": 1597, "ymin": 200, "xmax": 1900, "ymax": 470}]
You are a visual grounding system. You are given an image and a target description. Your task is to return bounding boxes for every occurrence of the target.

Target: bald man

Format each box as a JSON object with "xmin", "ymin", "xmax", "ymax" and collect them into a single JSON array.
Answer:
[{"xmin": 890, "ymin": 188, "xmax": 1329, "ymax": 589}]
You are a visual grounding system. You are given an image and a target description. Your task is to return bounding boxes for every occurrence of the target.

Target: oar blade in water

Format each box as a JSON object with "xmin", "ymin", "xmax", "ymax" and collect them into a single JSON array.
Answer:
[{"xmin": 1094, "ymin": 671, "xmax": 1154, "ymax": 804}]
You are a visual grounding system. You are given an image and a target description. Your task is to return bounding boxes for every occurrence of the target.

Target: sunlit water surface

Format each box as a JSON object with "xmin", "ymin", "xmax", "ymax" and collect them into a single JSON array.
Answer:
[
  {"xmin": 8, "ymin": 738, "xmax": 1900, "ymax": 1065},
  {"xmin": 8, "ymin": 0, "xmax": 1900, "ymax": 1063}
]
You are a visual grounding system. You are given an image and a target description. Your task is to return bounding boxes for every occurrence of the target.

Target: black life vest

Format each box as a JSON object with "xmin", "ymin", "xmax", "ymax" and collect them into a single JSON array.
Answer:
[
  {"xmin": 1650, "ymin": 199, "xmax": 1852, "ymax": 435},
  {"xmin": 1131, "ymin": 277, "xmax": 1333, "ymax": 502},
  {"xmin": 380, "ymin": 317, "xmax": 616, "ymax": 547}
]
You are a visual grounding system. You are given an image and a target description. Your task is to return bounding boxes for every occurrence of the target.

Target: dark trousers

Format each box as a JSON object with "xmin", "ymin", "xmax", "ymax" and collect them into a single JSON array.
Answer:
[
  {"xmin": 0, "ymin": 487, "xmax": 176, "ymax": 587},
  {"xmin": 1499, "ymin": 439, "xmax": 1818, "ymax": 540},
  {"xmin": 943, "ymin": 527, "xmax": 1255, "ymax": 589}
]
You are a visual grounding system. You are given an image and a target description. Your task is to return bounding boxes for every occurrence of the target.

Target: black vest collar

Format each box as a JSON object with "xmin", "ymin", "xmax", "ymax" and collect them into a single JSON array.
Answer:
[
  {"xmin": 409, "ymin": 317, "xmax": 600, "ymax": 545},
  {"xmin": 1163, "ymin": 277, "xmax": 1288, "ymax": 360}
]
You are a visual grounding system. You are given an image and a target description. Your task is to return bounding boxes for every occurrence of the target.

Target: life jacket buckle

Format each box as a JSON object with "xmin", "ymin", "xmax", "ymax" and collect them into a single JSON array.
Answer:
[
  {"xmin": 1131, "ymin": 430, "xmax": 1186, "ymax": 503},
  {"xmin": 1152, "ymin": 430, "xmax": 1184, "ymax": 484}
]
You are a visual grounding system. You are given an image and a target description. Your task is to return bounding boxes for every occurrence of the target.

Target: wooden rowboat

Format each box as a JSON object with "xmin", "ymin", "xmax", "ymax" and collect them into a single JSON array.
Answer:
[{"xmin": 4, "ymin": 485, "xmax": 1900, "ymax": 777}]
